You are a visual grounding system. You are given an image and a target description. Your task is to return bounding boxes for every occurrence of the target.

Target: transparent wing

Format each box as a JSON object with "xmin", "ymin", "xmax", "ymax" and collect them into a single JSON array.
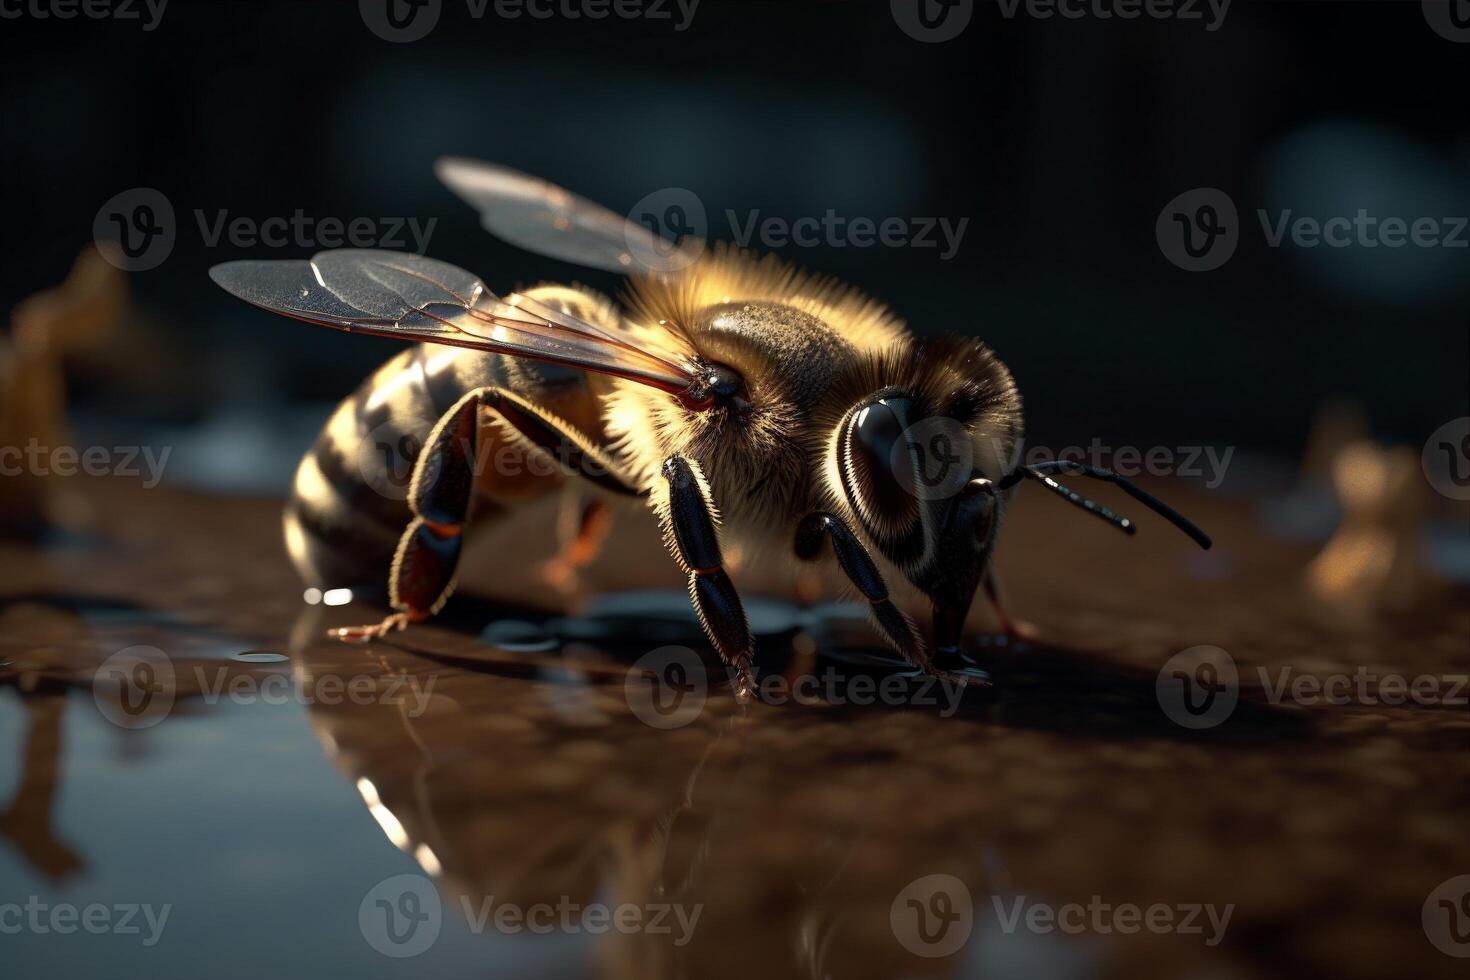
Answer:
[
  {"xmin": 435, "ymin": 157, "xmax": 701, "ymax": 276},
  {"xmin": 210, "ymin": 249, "xmax": 697, "ymax": 395}
]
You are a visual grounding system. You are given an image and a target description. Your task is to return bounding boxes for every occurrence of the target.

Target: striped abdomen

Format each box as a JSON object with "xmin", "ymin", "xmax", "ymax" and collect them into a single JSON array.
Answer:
[{"xmin": 283, "ymin": 340, "xmax": 599, "ymax": 594}]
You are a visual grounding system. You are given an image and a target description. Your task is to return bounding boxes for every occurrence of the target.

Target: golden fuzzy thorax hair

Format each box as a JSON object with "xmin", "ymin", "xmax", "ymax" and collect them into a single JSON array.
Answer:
[{"xmin": 602, "ymin": 246, "xmax": 1024, "ymax": 561}]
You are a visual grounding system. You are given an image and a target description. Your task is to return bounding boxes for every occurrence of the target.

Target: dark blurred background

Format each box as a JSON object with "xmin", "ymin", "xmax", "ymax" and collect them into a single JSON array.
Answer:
[{"xmin": 1, "ymin": 0, "xmax": 1466, "ymax": 492}]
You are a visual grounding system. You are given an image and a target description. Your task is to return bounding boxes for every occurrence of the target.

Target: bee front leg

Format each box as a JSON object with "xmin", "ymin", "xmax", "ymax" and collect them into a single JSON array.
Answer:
[
  {"xmin": 334, "ymin": 386, "xmax": 642, "ymax": 643},
  {"xmin": 795, "ymin": 512, "xmax": 984, "ymax": 688},
  {"xmin": 658, "ymin": 456, "xmax": 756, "ymax": 700}
]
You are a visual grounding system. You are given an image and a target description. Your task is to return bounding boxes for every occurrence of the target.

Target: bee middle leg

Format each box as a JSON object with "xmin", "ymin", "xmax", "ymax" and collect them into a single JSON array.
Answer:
[
  {"xmin": 795, "ymin": 512, "xmax": 982, "ymax": 687},
  {"xmin": 333, "ymin": 386, "xmax": 641, "ymax": 642}
]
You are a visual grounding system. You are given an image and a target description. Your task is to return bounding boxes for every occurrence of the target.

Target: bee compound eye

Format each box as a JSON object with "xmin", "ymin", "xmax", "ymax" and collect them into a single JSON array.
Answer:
[{"xmin": 845, "ymin": 396, "xmax": 920, "ymax": 520}]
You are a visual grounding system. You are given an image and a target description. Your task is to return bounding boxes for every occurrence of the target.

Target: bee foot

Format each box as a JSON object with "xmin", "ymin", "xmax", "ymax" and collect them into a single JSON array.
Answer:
[
  {"xmin": 924, "ymin": 664, "xmax": 992, "ymax": 690},
  {"xmin": 1003, "ymin": 619, "xmax": 1042, "ymax": 646},
  {"xmin": 535, "ymin": 559, "xmax": 582, "ymax": 597},
  {"xmin": 328, "ymin": 611, "xmax": 415, "ymax": 644},
  {"xmin": 730, "ymin": 660, "xmax": 757, "ymax": 702}
]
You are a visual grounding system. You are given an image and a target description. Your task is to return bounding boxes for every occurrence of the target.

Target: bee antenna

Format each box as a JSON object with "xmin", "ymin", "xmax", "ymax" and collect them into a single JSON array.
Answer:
[{"xmin": 1002, "ymin": 461, "xmax": 1212, "ymax": 550}]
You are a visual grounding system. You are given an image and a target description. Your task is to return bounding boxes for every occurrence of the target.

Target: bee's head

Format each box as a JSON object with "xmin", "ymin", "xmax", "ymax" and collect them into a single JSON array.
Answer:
[{"xmin": 820, "ymin": 339, "xmax": 1023, "ymax": 653}]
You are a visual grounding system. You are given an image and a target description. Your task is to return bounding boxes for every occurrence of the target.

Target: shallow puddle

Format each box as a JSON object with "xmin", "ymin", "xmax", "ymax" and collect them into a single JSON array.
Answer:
[{"xmin": 1, "ymin": 486, "xmax": 1466, "ymax": 979}]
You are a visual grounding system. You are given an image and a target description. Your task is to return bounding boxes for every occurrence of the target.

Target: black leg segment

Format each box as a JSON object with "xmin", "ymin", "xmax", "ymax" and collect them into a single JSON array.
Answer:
[
  {"xmin": 795, "ymin": 512, "xmax": 925, "ymax": 664},
  {"xmin": 660, "ymin": 456, "xmax": 755, "ymax": 698}
]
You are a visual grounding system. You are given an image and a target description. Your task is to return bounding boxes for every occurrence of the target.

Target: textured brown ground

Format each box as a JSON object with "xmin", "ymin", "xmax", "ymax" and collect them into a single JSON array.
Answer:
[{"xmin": 0, "ymin": 478, "xmax": 1466, "ymax": 979}]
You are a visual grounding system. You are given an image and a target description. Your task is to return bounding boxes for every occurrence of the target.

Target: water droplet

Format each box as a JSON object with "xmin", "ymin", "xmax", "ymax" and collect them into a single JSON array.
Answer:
[
  {"xmin": 480, "ymin": 620, "xmax": 558, "ymax": 653},
  {"xmin": 231, "ymin": 651, "xmax": 290, "ymax": 664}
]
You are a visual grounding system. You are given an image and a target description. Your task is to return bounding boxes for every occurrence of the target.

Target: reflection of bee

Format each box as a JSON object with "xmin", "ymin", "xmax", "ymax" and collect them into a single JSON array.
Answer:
[{"xmin": 211, "ymin": 159, "xmax": 1210, "ymax": 698}]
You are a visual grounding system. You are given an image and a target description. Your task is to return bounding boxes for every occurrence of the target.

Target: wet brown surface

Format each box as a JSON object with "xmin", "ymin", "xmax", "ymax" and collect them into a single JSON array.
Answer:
[{"xmin": 1, "ymin": 478, "xmax": 1467, "ymax": 979}]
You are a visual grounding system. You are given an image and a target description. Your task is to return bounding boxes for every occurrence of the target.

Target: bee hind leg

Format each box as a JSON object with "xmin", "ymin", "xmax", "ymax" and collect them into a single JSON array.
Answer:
[
  {"xmin": 538, "ymin": 496, "xmax": 614, "ymax": 595},
  {"xmin": 795, "ymin": 512, "xmax": 988, "ymax": 689},
  {"xmin": 981, "ymin": 569, "xmax": 1040, "ymax": 644},
  {"xmin": 333, "ymin": 386, "xmax": 642, "ymax": 644},
  {"xmin": 658, "ymin": 456, "xmax": 756, "ymax": 700}
]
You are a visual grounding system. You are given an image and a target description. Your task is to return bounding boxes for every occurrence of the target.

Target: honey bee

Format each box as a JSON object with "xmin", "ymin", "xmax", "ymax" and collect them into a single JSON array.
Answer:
[{"xmin": 210, "ymin": 159, "xmax": 1210, "ymax": 698}]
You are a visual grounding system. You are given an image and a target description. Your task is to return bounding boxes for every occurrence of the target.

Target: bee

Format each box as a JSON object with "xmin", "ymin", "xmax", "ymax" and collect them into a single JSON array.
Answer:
[{"xmin": 210, "ymin": 159, "xmax": 1210, "ymax": 698}]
